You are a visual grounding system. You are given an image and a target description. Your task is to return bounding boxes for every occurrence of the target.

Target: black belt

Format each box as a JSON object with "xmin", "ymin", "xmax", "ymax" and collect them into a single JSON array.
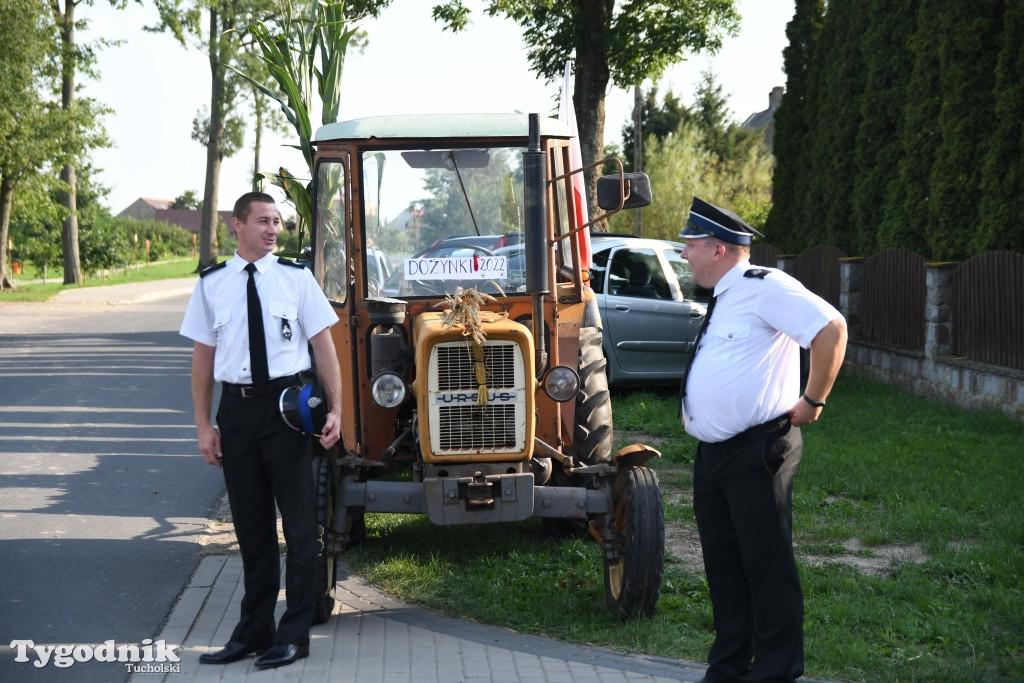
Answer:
[
  {"xmin": 718, "ymin": 414, "xmax": 791, "ymax": 445},
  {"xmin": 223, "ymin": 374, "xmax": 302, "ymax": 398}
]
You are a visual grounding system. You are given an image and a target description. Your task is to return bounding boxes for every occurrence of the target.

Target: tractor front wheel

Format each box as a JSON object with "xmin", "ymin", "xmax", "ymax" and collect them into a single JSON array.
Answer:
[
  {"xmin": 603, "ymin": 465, "xmax": 664, "ymax": 621},
  {"xmin": 313, "ymin": 454, "xmax": 336, "ymax": 624}
]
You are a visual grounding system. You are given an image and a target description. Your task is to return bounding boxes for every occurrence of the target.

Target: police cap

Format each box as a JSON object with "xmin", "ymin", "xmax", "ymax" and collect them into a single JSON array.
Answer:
[
  {"xmin": 279, "ymin": 382, "xmax": 327, "ymax": 436},
  {"xmin": 679, "ymin": 197, "xmax": 765, "ymax": 245}
]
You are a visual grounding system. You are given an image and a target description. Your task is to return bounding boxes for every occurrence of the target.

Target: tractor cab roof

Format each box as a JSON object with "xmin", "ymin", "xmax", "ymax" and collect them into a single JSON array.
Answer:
[{"xmin": 312, "ymin": 113, "xmax": 573, "ymax": 143}]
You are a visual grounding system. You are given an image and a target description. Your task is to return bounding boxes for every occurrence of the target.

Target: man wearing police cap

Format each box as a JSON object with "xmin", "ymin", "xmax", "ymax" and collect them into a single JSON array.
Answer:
[
  {"xmin": 179, "ymin": 192, "xmax": 342, "ymax": 670},
  {"xmin": 679, "ymin": 197, "xmax": 847, "ymax": 683}
]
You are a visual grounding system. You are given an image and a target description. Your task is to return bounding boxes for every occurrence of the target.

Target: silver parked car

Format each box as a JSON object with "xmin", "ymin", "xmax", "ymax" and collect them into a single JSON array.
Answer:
[{"xmin": 589, "ymin": 234, "xmax": 709, "ymax": 387}]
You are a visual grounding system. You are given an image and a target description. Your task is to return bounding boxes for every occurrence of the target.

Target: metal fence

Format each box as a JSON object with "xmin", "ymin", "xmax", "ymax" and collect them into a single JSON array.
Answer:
[{"xmin": 953, "ymin": 251, "xmax": 1024, "ymax": 371}]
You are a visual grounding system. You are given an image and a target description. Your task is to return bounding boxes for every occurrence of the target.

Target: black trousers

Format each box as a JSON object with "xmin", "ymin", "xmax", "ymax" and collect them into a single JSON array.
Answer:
[
  {"xmin": 693, "ymin": 417, "xmax": 804, "ymax": 683},
  {"xmin": 217, "ymin": 389, "xmax": 316, "ymax": 647}
]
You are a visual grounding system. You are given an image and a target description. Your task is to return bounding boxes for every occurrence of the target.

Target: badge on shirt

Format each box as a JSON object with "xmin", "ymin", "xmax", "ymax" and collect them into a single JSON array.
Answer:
[{"xmin": 282, "ymin": 320, "xmax": 292, "ymax": 341}]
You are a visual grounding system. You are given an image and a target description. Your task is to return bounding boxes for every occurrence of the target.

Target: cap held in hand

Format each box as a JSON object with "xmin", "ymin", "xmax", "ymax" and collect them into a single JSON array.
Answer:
[{"xmin": 279, "ymin": 382, "xmax": 327, "ymax": 436}]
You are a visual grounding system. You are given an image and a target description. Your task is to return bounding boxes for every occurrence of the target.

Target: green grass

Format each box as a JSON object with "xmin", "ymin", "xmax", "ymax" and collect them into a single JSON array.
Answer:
[
  {"xmin": 346, "ymin": 375, "xmax": 1024, "ymax": 683},
  {"xmin": 1, "ymin": 259, "xmax": 198, "ymax": 302}
]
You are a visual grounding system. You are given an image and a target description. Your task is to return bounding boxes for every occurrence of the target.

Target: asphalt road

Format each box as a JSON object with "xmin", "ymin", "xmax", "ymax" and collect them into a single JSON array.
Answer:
[{"xmin": 0, "ymin": 285, "xmax": 225, "ymax": 682}]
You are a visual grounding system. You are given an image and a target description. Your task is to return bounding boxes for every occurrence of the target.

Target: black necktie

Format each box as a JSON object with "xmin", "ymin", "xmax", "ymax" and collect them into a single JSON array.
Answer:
[
  {"xmin": 679, "ymin": 295, "xmax": 717, "ymax": 410},
  {"xmin": 245, "ymin": 263, "xmax": 270, "ymax": 386}
]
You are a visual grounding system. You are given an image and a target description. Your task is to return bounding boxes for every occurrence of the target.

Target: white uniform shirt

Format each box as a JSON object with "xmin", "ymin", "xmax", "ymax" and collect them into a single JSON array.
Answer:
[
  {"xmin": 682, "ymin": 261, "xmax": 843, "ymax": 443},
  {"xmin": 179, "ymin": 252, "xmax": 339, "ymax": 384}
]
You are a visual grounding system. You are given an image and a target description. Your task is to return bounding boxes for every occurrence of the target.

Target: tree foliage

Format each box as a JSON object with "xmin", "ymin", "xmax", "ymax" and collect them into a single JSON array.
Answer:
[
  {"xmin": 796, "ymin": 0, "xmax": 868, "ymax": 254},
  {"xmin": 150, "ymin": 0, "xmax": 275, "ymax": 269},
  {"xmin": 766, "ymin": 0, "xmax": 823, "ymax": 253},
  {"xmin": 850, "ymin": 0, "xmax": 917, "ymax": 256},
  {"xmin": 924, "ymin": 0, "xmax": 1003, "ymax": 261},
  {"xmin": 431, "ymin": 0, "xmax": 739, "ymax": 229},
  {"xmin": 0, "ymin": 0, "xmax": 57, "ymax": 288},
  {"xmin": 977, "ymin": 1, "xmax": 1024, "ymax": 254},
  {"xmin": 607, "ymin": 83, "xmax": 772, "ymax": 241},
  {"xmin": 770, "ymin": 0, "xmax": 1021, "ymax": 260},
  {"xmin": 616, "ymin": 87, "xmax": 688, "ymax": 173},
  {"xmin": 49, "ymin": 0, "xmax": 123, "ymax": 285},
  {"xmin": 1, "ymin": 0, "xmax": 107, "ymax": 289}
]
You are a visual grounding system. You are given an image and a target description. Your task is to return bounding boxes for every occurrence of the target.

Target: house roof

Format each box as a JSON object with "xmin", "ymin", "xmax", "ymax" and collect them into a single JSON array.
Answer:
[
  {"xmin": 139, "ymin": 197, "xmax": 174, "ymax": 210},
  {"xmin": 153, "ymin": 209, "xmax": 233, "ymax": 234}
]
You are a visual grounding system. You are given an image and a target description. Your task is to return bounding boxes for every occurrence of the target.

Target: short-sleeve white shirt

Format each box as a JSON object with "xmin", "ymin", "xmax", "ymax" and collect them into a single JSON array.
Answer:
[
  {"xmin": 682, "ymin": 261, "xmax": 843, "ymax": 443},
  {"xmin": 179, "ymin": 252, "xmax": 339, "ymax": 384}
]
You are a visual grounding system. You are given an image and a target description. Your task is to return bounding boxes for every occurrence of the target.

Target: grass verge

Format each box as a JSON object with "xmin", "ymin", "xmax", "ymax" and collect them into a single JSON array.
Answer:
[
  {"xmin": 0, "ymin": 259, "xmax": 198, "ymax": 303},
  {"xmin": 345, "ymin": 374, "xmax": 1024, "ymax": 682}
]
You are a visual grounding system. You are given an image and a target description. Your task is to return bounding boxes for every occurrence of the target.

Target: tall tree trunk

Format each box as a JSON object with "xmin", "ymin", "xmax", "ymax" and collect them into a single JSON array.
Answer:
[
  {"xmin": 57, "ymin": 0, "xmax": 82, "ymax": 284},
  {"xmin": 575, "ymin": 0, "xmax": 613, "ymax": 231},
  {"xmin": 0, "ymin": 175, "xmax": 15, "ymax": 290},
  {"xmin": 198, "ymin": 8, "xmax": 225, "ymax": 269},
  {"xmin": 252, "ymin": 88, "xmax": 264, "ymax": 192}
]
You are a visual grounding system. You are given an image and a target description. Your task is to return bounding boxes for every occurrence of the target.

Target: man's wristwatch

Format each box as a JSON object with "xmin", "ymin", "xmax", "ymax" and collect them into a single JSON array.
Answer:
[{"xmin": 802, "ymin": 394, "xmax": 826, "ymax": 408}]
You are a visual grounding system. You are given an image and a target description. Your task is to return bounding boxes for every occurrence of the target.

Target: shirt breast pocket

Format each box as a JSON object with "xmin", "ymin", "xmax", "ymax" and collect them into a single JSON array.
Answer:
[
  {"xmin": 269, "ymin": 300, "xmax": 299, "ymax": 342},
  {"xmin": 713, "ymin": 323, "xmax": 750, "ymax": 359},
  {"xmin": 211, "ymin": 308, "xmax": 231, "ymax": 337}
]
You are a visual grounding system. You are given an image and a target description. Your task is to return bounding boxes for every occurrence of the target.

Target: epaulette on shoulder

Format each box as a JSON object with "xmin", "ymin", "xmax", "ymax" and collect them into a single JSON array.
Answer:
[
  {"xmin": 276, "ymin": 257, "xmax": 306, "ymax": 269},
  {"xmin": 199, "ymin": 261, "xmax": 227, "ymax": 278},
  {"xmin": 744, "ymin": 268, "xmax": 770, "ymax": 279}
]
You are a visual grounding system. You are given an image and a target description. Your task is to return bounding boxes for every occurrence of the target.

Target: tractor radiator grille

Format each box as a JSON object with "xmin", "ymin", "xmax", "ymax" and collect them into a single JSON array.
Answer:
[
  {"xmin": 429, "ymin": 340, "xmax": 526, "ymax": 454},
  {"xmin": 438, "ymin": 405, "xmax": 518, "ymax": 450},
  {"xmin": 436, "ymin": 343, "xmax": 518, "ymax": 390}
]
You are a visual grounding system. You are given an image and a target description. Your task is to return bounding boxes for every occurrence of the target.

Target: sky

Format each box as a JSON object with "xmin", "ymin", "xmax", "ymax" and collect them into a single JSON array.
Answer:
[{"xmin": 82, "ymin": 0, "xmax": 791, "ymax": 214}]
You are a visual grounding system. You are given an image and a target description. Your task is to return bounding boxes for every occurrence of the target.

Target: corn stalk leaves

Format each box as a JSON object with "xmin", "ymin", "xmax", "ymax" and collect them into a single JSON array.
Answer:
[{"xmin": 228, "ymin": 0, "xmax": 357, "ymax": 244}]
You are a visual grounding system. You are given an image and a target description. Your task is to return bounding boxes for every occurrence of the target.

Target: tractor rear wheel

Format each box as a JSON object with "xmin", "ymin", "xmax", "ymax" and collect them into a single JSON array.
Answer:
[
  {"xmin": 542, "ymin": 326, "xmax": 613, "ymax": 539},
  {"xmin": 603, "ymin": 465, "xmax": 664, "ymax": 621},
  {"xmin": 568, "ymin": 326, "xmax": 613, "ymax": 466}
]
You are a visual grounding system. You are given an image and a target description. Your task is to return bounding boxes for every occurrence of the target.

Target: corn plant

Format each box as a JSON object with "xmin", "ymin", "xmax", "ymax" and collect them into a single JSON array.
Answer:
[{"xmin": 231, "ymin": 0, "xmax": 367, "ymax": 251}]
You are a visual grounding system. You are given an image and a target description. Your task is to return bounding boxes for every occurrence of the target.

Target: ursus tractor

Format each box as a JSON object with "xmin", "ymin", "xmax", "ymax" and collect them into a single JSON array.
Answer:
[{"xmin": 307, "ymin": 112, "xmax": 664, "ymax": 621}]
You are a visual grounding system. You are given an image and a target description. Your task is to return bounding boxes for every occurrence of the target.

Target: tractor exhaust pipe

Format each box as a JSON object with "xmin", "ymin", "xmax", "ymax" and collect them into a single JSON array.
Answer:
[{"xmin": 524, "ymin": 113, "xmax": 548, "ymax": 374}]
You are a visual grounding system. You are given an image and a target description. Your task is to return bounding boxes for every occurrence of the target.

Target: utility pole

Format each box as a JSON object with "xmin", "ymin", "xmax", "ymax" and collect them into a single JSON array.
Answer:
[{"xmin": 632, "ymin": 84, "xmax": 643, "ymax": 237}]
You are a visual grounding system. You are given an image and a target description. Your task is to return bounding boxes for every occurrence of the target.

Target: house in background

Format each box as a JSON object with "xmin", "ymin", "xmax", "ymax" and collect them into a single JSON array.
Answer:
[
  {"xmin": 116, "ymin": 197, "xmax": 232, "ymax": 234},
  {"xmin": 741, "ymin": 86, "xmax": 784, "ymax": 147}
]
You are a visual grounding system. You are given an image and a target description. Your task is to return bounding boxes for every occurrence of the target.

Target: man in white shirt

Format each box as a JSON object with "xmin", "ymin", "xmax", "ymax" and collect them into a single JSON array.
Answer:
[
  {"xmin": 679, "ymin": 197, "xmax": 847, "ymax": 683},
  {"xmin": 180, "ymin": 192, "xmax": 341, "ymax": 670}
]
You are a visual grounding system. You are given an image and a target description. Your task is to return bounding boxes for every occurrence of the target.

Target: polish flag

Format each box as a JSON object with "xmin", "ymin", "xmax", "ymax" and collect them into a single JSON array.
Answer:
[{"xmin": 560, "ymin": 61, "xmax": 592, "ymax": 269}]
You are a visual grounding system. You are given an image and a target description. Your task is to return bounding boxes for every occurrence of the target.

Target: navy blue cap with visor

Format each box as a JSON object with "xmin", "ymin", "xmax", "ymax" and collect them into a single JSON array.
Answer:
[
  {"xmin": 679, "ymin": 197, "xmax": 765, "ymax": 245},
  {"xmin": 279, "ymin": 382, "xmax": 327, "ymax": 436}
]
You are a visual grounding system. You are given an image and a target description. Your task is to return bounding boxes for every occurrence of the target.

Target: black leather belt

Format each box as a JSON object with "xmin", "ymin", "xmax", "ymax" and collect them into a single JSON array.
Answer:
[
  {"xmin": 223, "ymin": 374, "xmax": 302, "ymax": 398},
  {"xmin": 720, "ymin": 414, "xmax": 791, "ymax": 445}
]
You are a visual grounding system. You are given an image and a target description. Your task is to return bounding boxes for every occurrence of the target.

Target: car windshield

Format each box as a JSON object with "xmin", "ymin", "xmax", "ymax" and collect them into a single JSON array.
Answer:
[{"xmin": 363, "ymin": 146, "xmax": 527, "ymax": 298}]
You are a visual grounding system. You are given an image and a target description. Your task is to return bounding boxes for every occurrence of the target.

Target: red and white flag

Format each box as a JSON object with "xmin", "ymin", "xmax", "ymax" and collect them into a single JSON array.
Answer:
[{"xmin": 560, "ymin": 61, "xmax": 592, "ymax": 269}]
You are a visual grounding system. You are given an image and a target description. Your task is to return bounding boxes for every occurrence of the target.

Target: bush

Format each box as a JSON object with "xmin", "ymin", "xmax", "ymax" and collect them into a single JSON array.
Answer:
[{"xmin": 79, "ymin": 215, "xmax": 132, "ymax": 274}]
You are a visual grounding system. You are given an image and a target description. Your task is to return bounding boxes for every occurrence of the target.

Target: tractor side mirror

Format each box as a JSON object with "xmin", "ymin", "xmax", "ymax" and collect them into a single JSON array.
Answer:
[{"xmin": 596, "ymin": 173, "xmax": 652, "ymax": 211}]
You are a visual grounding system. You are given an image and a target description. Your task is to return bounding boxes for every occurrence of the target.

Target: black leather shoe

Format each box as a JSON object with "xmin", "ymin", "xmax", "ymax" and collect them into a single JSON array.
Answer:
[
  {"xmin": 253, "ymin": 643, "xmax": 309, "ymax": 669},
  {"xmin": 198, "ymin": 641, "xmax": 267, "ymax": 664}
]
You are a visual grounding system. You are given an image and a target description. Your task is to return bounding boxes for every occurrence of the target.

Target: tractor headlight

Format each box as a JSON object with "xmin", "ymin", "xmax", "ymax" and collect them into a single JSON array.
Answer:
[
  {"xmin": 370, "ymin": 372, "xmax": 407, "ymax": 408},
  {"xmin": 542, "ymin": 366, "xmax": 580, "ymax": 403}
]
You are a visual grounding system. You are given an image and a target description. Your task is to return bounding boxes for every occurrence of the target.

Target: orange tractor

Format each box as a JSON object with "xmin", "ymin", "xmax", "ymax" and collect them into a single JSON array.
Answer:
[{"xmin": 308, "ymin": 112, "xmax": 664, "ymax": 621}]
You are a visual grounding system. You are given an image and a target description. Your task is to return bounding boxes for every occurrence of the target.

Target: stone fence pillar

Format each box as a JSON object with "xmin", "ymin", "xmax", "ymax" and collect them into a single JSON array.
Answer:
[
  {"xmin": 924, "ymin": 263, "xmax": 956, "ymax": 359},
  {"xmin": 839, "ymin": 258, "xmax": 865, "ymax": 337},
  {"xmin": 777, "ymin": 255, "xmax": 796, "ymax": 275}
]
